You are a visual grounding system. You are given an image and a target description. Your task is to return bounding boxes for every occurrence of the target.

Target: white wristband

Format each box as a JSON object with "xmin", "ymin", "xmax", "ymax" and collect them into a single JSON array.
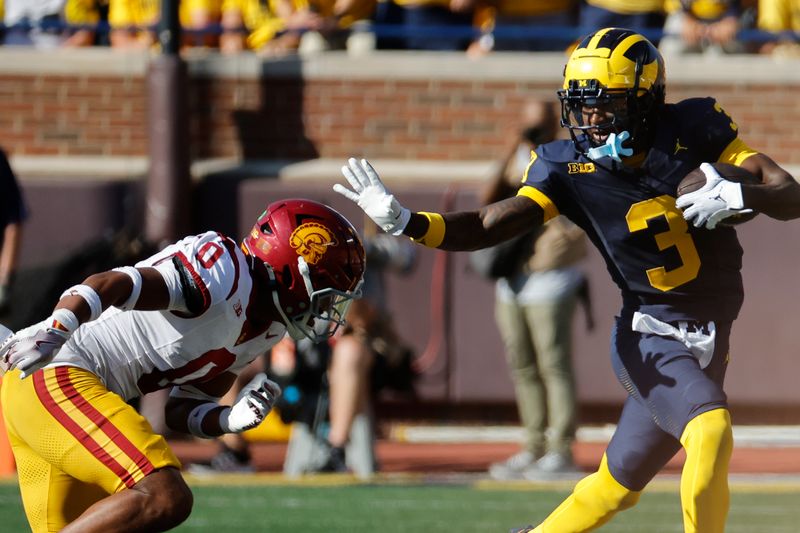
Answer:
[
  {"xmin": 187, "ymin": 403, "xmax": 219, "ymax": 439},
  {"xmin": 112, "ymin": 267, "xmax": 143, "ymax": 310},
  {"xmin": 50, "ymin": 308, "xmax": 79, "ymax": 334},
  {"xmin": 60, "ymin": 284, "xmax": 103, "ymax": 321}
]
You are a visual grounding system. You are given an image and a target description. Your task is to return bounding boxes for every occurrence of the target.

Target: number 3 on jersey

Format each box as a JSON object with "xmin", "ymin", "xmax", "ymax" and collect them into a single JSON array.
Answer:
[{"xmin": 626, "ymin": 195, "xmax": 701, "ymax": 292}]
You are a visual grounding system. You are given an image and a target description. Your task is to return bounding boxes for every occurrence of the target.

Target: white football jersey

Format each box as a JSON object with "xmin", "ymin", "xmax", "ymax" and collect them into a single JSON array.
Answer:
[{"xmin": 50, "ymin": 231, "xmax": 286, "ymax": 401}]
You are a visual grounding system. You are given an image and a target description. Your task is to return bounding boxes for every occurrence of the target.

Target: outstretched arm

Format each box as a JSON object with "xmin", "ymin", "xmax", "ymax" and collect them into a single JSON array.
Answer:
[
  {"xmin": 1, "ymin": 267, "xmax": 170, "ymax": 378},
  {"xmin": 404, "ymin": 195, "xmax": 544, "ymax": 251},
  {"xmin": 335, "ymin": 158, "xmax": 545, "ymax": 252}
]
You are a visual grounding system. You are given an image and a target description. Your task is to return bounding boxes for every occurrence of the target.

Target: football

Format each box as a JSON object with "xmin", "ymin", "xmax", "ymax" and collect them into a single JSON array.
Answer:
[{"xmin": 676, "ymin": 162, "xmax": 760, "ymax": 226}]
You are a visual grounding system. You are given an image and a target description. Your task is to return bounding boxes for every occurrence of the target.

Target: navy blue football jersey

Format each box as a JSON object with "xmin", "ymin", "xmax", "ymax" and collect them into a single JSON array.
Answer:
[{"xmin": 520, "ymin": 97, "xmax": 753, "ymax": 322}]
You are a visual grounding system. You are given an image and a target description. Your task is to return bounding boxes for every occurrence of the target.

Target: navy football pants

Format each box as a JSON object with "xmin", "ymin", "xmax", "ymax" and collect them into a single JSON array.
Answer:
[{"xmin": 605, "ymin": 316, "xmax": 731, "ymax": 490}]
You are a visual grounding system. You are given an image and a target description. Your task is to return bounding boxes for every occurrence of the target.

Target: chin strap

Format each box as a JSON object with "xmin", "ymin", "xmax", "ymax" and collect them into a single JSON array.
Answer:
[{"xmin": 587, "ymin": 131, "xmax": 633, "ymax": 162}]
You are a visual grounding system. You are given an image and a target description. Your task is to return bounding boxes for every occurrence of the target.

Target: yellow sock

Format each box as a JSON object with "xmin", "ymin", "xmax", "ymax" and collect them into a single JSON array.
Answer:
[
  {"xmin": 679, "ymin": 408, "xmax": 733, "ymax": 533},
  {"xmin": 536, "ymin": 454, "xmax": 640, "ymax": 532}
]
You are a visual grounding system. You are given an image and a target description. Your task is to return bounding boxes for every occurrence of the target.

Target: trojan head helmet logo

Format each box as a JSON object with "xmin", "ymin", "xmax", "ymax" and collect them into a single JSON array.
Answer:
[{"xmin": 289, "ymin": 222, "xmax": 338, "ymax": 264}]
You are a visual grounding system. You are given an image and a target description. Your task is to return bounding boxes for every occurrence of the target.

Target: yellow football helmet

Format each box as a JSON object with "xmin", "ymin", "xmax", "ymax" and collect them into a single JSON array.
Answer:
[{"xmin": 558, "ymin": 28, "xmax": 666, "ymax": 152}]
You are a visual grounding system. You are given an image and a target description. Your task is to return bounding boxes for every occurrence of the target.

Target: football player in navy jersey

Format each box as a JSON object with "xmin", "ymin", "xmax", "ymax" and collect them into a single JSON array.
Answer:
[{"xmin": 335, "ymin": 27, "xmax": 800, "ymax": 533}]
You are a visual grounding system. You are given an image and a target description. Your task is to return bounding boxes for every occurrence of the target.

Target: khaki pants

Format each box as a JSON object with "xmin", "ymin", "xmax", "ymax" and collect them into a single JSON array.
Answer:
[{"xmin": 494, "ymin": 292, "xmax": 578, "ymax": 456}]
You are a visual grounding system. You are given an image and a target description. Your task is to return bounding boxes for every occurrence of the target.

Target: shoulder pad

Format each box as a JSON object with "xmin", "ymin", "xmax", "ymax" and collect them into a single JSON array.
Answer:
[
  {"xmin": 671, "ymin": 97, "xmax": 718, "ymax": 124},
  {"xmin": 537, "ymin": 140, "xmax": 578, "ymax": 164}
]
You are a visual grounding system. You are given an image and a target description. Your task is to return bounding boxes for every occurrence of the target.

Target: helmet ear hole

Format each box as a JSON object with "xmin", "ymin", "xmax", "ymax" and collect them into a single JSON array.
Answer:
[{"xmin": 260, "ymin": 222, "xmax": 273, "ymax": 235}]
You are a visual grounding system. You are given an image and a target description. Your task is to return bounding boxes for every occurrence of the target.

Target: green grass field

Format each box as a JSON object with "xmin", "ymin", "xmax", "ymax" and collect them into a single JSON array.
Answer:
[{"xmin": 1, "ymin": 478, "xmax": 798, "ymax": 532}]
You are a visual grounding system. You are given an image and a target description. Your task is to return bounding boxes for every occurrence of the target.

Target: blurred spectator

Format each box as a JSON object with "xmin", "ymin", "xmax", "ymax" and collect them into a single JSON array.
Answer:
[
  {"xmin": 220, "ymin": 0, "xmax": 305, "ymax": 56},
  {"xmin": 374, "ymin": 0, "xmax": 477, "ymax": 51},
  {"xmin": 757, "ymin": 0, "xmax": 800, "ymax": 55},
  {"xmin": 107, "ymin": 0, "xmax": 221, "ymax": 50},
  {"xmin": 3, "ymin": 0, "xmax": 68, "ymax": 47},
  {"xmin": 106, "ymin": 0, "xmax": 158, "ymax": 48},
  {"xmin": 578, "ymin": 0, "xmax": 667, "ymax": 45},
  {"xmin": 295, "ymin": 0, "xmax": 378, "ymax": 55},
  {"xmin": 318, "ymin": 230, "xmax": 416, "ymax": 472},
  {"xmin": 468, "ymin": 0, "xmax": 578, "ymax": 56},
  {"xmin": 660, "ymin": 0, "xmax": 742, "ymax": 55},
  {"xmin": 0, "ymin": 148, "xmax": 26, "ymax": 315},
  {"xmin": 62, "ymin": 0, "xmax": 110, "ymax": 47},
  {"xmin": 181, "ymin": 0, "xmax": 222, "ymax": 48},
  {"xmin": 471, "ymin": 100, "xmax": 591, "ymax": 479}
]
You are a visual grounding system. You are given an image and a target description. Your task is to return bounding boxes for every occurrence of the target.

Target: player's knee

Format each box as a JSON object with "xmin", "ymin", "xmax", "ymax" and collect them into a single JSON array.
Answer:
[
  {"xmin": 137, "ymin": 468, "xmax": 194, "ymax": 528},
  {"xmin": 580, "ymin": 456, "xmax": 642, "ymax": 513},
  {"xmin": 571, "ymin": 478, "xmax": 639, "ymax": 515},
  {"xmin": 681, "ymin": 408, "xmax": 733, "ymax": 454}
]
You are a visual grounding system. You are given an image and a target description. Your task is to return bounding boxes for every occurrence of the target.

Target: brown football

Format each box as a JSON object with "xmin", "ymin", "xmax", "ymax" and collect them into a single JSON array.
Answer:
[{"xmin": 676, "ymin": 162, "xmax": 760, "ymax": 226}]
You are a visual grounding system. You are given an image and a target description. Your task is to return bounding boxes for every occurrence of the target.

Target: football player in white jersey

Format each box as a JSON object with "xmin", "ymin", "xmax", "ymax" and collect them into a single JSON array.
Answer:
[{"xmin": 0, "ymin": 199, "xmax": 365, "ymax": 533}]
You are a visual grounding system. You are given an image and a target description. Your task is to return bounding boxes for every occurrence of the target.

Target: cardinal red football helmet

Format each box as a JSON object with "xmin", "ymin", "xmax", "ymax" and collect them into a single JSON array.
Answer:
[{"xmin": 242, "ymin": 199, "xmax": 365, "ymax": 342}]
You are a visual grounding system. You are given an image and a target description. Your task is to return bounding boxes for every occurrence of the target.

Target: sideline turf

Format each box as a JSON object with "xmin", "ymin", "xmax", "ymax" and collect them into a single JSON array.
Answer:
[{"xmin": 0, "ymin": 483, "xmax": 797, "ymax": 532}]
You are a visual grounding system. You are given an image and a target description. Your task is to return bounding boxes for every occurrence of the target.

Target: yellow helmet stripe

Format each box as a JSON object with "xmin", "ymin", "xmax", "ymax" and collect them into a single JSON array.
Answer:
[{"xmin": 616, "ymin": 33, "xmax": 648, "ymax": 57}]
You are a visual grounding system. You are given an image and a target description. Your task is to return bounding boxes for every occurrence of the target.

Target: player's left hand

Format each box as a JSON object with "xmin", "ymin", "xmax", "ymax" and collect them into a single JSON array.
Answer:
[
  {"xmin": 334, "ymin": 158, "xmax": 411, "ymax": 235},
  {"xmin": 220, "ymin": 373, "xmax": 282, "ymax": 433},
  {"xmin": 676, "ymin": 163, "xmax": 753, "ymax": 229},
  {"xmin": 1, "ymin": 321, "xmax": 70, "ymax": 379}
]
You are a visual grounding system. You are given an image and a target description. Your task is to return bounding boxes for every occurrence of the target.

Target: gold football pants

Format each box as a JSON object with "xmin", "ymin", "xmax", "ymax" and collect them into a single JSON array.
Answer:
[{"xmin": 1, "ymin": 366, "xmax": 180, "ymax": 533}]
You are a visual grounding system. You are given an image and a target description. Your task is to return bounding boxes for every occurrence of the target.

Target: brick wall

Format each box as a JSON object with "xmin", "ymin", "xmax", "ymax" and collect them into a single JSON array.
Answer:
[
  {"xmin": 0, "ymin": 74, "xmax": 148, "ymax": 157},
  {"xmin": 2, "ymin": 50, "xmax": 800, "ymax": 412},
  {"xmin": 1, "ymin": 50, "xmax": 799, "ymax": 165}
]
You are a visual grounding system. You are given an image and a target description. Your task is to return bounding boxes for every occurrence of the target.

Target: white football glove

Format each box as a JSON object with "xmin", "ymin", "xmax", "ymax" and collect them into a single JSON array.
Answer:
[
  {"xmin": 334, "ymin": 158, "xmax": 411, "ymax": 235},
  {"xmin": 1, "ymin": 320, "xmax": 71, "ymax": 379},
  {"xmin": 219, "ymin": 373, "xmax": 282, "ymax": 434},
  {"xmin": 675, "ymin": 163, "xmax": 753, "ymax": 229}
]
